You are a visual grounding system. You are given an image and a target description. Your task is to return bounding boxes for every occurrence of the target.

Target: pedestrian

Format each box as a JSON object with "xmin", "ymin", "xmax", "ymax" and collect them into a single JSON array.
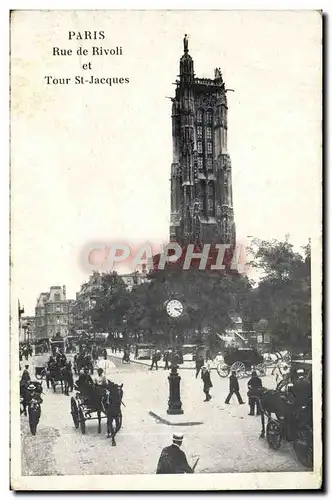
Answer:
[
  {"xmin": 149, "ymin": 350, "xmax": 159, "ymax": 370},
  {"xmin": 201, "ymin": 366, "xmax": 212, "ymax": 401},
  {"xmin": 163, "ymin": 350, "xmax": 170, "ymax": 370},
  {"xmin": 225, "ymin": 371, "xmax": 245, "ymax": 405},
  {"xmin": 195, "ymin": 354, "xmax": 204, "ymax": 378},
  {"xmin": 21, "ymin": 365, "xmax": 30, "ymax": 383},
  {"xmin": 247, "ymin": 370, "xmax": 263, "ymax": 416},
  {"xmin": 156, "ymin": 433, "xmax": 194, "ymax": 474}
]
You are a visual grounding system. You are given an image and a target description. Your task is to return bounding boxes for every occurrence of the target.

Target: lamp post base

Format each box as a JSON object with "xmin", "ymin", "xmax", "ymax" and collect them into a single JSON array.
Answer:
[
  {"xmin": 167, "ymin": 407, "xmax": 184, "ymax": 415},
  {"xmin": 167, "ymin": 365, "xmax": 184, "ymax": 415}
]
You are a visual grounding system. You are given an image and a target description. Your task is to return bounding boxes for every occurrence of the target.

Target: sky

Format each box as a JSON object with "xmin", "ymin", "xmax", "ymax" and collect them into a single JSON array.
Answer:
[{"xmin": 11, "ymin": 10, "xmax": 322, "ymax": 315}]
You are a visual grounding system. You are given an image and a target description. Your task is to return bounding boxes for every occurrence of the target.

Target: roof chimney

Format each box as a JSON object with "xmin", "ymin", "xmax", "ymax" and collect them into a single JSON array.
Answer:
[{"xmin": 63, "ymin": 285, "xmax": 66, "ymax": 299}]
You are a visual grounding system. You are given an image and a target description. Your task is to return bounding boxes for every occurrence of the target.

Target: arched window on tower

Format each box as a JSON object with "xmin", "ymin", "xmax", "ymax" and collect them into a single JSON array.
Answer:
[{"xmin": 197, "ymin": 109, "xmax": 203, "ymax": 123}]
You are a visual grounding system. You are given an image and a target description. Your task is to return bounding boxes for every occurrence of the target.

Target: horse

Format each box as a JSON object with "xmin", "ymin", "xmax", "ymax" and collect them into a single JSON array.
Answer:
[
  {"xmin": 49, "ymin": 362, "xmax": 73, "ymax": 395},
  {"xmin": 74, "ymin": 354, "xmax": 94, "ymax": 375},
  {"xmin": 102, "ymin": 382, "xmax": 124, "ymax": 446},
  {"xmin": 258, "ymin": 377, "xmax": 312, "ymax": 440}
]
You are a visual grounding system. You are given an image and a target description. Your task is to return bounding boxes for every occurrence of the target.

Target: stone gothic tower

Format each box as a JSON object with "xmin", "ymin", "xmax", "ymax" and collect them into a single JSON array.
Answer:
[{"xmin": 170, "ymin": 35, "xmax": 236, "ymax": 247}]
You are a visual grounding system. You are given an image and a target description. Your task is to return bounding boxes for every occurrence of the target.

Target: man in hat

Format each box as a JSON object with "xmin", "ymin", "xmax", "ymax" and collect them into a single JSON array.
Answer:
[
  {"xmin": 247, "ymin": 370, "xmax": 263, "ymax": 416},
  {"xmin": 225, "ymin": 370, "xmax": 245, "ymax": 405},
  {"xmin": 156, "ymin": 433, "xmax": 194, "ymax": 474}
]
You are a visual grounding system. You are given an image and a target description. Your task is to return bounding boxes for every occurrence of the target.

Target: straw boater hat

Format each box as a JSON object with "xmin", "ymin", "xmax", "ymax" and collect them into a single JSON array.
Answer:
[{"xmin": 173, "ymin": 433, "xmax": 183, "ymax": 445}]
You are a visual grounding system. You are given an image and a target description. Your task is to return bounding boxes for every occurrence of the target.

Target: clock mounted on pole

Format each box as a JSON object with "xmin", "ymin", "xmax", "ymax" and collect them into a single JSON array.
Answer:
[{"xmin": 165, "ymin": 298, "xmax": 184, "ymax": 415}]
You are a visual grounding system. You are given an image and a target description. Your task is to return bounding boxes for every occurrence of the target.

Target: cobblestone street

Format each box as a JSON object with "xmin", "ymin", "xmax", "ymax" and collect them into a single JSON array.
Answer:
[{"xmin": 20, "ymin": 354, "xmax": 307, "ymax": 476}]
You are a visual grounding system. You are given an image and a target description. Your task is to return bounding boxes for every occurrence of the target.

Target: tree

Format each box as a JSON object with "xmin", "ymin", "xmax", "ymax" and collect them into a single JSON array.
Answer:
[
  {"xmin": 89, "ymin": 272, "xmax": 130, "ymax": 334},
  {"xmin": 247, "ymin": 238, "xmax": 311, "ymax": 355}
]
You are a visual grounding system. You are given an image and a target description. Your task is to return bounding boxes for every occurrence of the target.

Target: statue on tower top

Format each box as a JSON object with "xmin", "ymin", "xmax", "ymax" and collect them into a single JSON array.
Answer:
[
  {"xmin": 214, "ymin": 67, "xmax": 222, "ymax": 79},
  {"xmin": 183, "ymin": 34, "xmax": 189, "ymax": 53}
]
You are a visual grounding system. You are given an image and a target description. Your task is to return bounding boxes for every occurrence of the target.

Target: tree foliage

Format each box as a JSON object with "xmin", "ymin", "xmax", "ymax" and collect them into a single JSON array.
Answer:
[{"xmin": 246, "ymin": 238, "xmax": 311, "ymax": 354}]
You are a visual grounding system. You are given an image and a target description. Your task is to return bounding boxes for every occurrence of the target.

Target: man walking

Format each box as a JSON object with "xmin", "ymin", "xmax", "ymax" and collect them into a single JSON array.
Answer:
[
  {"xmin": 201, "ymin": 366, "xmax": 213, "ymax": 401},
  {"xmin": 225, "ymin": 371, "xmax": 245, "ymax": 405},
  {"xmin": 156, "ymin": 433, "xmax": 194, "ymax": 474},
  {"xmin": 195, "ymin": 353, "xmax": 204, "ymax": 378}
]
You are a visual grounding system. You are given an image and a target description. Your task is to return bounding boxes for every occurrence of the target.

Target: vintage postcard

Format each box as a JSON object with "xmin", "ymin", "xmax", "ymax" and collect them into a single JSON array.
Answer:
[{"xmin": 10, "ymin": 10, "xmax": 322, "ymax": 491}]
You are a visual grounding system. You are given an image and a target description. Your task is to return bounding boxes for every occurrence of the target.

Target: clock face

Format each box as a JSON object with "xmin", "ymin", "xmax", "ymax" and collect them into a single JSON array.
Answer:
[{"xmin": 166, "ymin": 299, "xmax": 184, "ymax": 318}]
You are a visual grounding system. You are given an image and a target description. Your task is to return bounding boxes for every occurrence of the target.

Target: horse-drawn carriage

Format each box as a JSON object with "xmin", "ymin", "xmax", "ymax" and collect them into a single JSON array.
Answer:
[
  {"xmin": 35, "ymin": 360, "xmax": 73, "ymax": 394},
  {"xmin": 259, "ymin": 359, "xmax": 313, "ymax": 469},
  {"xmin": 70, "ymin": 381, "xmax": 123, "ymax": 446},
  {"xmin": 73, "ymin": 353, "xmax": 94, "ymax": 375},
  {"xmin": 216, "ymin": 347, "xmax": 265, "ymax": 379},
  {"xmin": 34, "ymin": 338, "xmax": 50, "ymax": 355}
]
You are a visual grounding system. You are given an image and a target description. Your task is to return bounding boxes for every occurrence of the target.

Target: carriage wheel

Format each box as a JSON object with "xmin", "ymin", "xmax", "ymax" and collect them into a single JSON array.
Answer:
[
  {"xmin": 116, "ymin": 412, "xmax": 123, "ymax": 432},
  {"xmin": 231, "ymin": 361, "xmax": 246, "ymax": 379},
  {"xmin": 70, "ymin": 397, "xmax": 79, "ymax": 429},
  {"xmin": 293, "ymin": 428, "xmax": 313, "ymax": 469},
  {"xmin": 79, "ymin": 407, "xmax": 86, "ymax": 434},
  {"xmin": 255, "ymin": 363, "xmax": 266, "ymax": 377},
  {"xmin": 266, "ymin": 419, "xmax": 282, "ymax": 450},
  {"xmin": 216, "ymin": 363, "xmax": 230, "ymax": 378}
]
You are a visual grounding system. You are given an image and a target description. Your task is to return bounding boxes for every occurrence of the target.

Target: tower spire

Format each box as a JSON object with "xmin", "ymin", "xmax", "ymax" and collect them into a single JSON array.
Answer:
[{"xmin": 183, "ymin": 34, "xmax": 189, "ymax": 54}]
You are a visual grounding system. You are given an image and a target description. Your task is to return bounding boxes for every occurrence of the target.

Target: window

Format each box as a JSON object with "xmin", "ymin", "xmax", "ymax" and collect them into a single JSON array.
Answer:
[
  {"xmin": 208, "ymin": 184, "xmax": 215, "ymax": 216},
  {"xmin": 207, "ymin": 158, "xmax": 213, "ymax": 171},
  {"xmin": 54, "ymin": 293, "xmax": 61, "ymax": 301},
  {"xmin": 198, "ymin": 198, "xmax": 204, "ymax": 211},
  {"xmin": 197, "ymin": 126, "xmax": 203, "ymax": 139},
  {"xmin": 206, "ymin": 127, "xmax": 212, "ymax": 139},
  {"xmin": 207, "ymin": 142, "xmax": 212, "ymax": 154},
  {"xmin": 206, "ymin": 111, "xmax": 212, "ymax": 124},
  {"xmin": 198, "ymin": 157, "xmax": 203, "ymax": 170},
  {"xmin": 197, "ymin": 110, "xmax": 203, "ymax": 123},
  {"xmin": 197, "ymin": 141, "xmax": 203, "ymax": 153},
  {"xmin": 56, "ymin": 304, "xmax": 61, "ymax": 312}
]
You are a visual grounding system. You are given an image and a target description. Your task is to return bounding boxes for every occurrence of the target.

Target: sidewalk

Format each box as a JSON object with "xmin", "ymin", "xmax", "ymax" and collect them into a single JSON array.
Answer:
[{"xmin": 106, "ymin": 349, "xmax": 218, "ymax": 370}]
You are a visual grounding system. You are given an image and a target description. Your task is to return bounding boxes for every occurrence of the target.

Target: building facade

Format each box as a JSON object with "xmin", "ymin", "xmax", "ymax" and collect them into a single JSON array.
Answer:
[
  {"xmin": 35, "ymin": 285, "xmax": 73, "ymax": 339},
  {"xmin": 72, "ymin": 269, "xmax": 149, "ymax": 332},
  {"xmin": 170, "ymin": 35, "xmax": 236, "ymax": 247},
  {"xmin": 72, "ymin": 271, "xmax": 103, "ymax": 332}
]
